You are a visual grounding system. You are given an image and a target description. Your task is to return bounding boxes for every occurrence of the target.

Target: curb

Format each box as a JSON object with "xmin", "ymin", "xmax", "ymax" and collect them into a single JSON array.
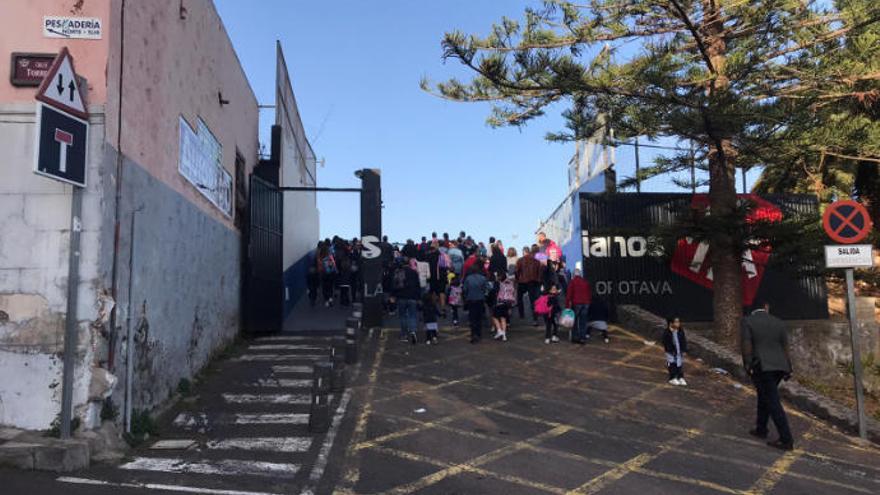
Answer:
[
  {"xmin": 0, "ymin": 421, "xmax": 128, "ymax": 472},
  {"xmin": 617, "ymin": 304, "xmax": 880, "ymax": 444}
]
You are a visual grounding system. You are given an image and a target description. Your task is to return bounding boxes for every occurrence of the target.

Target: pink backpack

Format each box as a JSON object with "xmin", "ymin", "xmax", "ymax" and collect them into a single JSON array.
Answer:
[{"xmin": 534, "ymin": 295, "xmax": 550, "ymax": 315}]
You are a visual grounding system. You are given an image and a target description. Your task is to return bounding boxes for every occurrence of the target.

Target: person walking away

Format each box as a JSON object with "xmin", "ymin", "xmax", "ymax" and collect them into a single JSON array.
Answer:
[
  {"xmin": 506, "ymin": 247, "xmax": 519, "ymax": 277},
  {"xmin": 586, "ymin": 296, "xmax": 610, "ymax": 343},
  {"xmin": 541, "ymin": 285, "xmax": 562, "ymax": 344},
  {"xmin": 565, "ymin": 269, "xmax": 592, "ymax": 344},
  {"xmin": 514, "ymin": 247, "xmax": 530, "ymax": 319},
  {"xmin": 662, "ymin": 317, "xmax": 688, "ymax": 386},
  {"xmin": 336, "ymin": 250, "xmax": 353, "ymax": 307},
  {"xmin": 485, "ymin": 272, "xmax": 499, "ymax": 336},
  {"xmin": 448, "ymin": 241, "xmax": 465, "ymax": 276},
  {"xmin": 317, "ymin": 244, "xmax": 338, "ymax": 307},
  {"xmin": 543, "ymin": 260, "xmax": 560, "ymax": 293},
  {"xmin": 447, "ymin": 275, "xmax": 463, "ymax": 327},
  {"xmin": 392, "ymin": 259, "xmax": 421, "ymax": 344},
  {"xmin": 516, "ymin": 248, "xmax": 543, "ymax": 326},
  {"xmin": 493, "ymin": 273, "xmax": 516, "ymax": 342},
  {"xmin": 489, "ymin": 244, "xmax": 507, "ymax": 277},
  {"xmin": 423, "ymin": 292, "xmax": 440, "ymax": 345},
  {"xmin": 741, "ymin": 301, "xmax": 794, "ymax": 451},
  {"xmin": 415, "ymin": 258, "xmax": 430, "ymax": 296},
  {"xmin": 462, "ymin": 264, "xmax": 489, "ymax": 344},
  {"xmin": 306, "ymin": 264, "xmax": 320, "ymax": 308}
]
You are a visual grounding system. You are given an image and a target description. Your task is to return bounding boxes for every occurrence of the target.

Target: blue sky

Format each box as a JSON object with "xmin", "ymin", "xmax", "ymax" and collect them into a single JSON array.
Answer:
[{"xmin": 214, "ymin": 1, "xmax": 754, "ymax": 244}]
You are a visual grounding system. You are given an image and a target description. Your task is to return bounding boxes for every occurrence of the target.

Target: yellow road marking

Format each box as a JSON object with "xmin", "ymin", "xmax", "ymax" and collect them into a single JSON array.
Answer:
[
  {"xmin": 566, "ymin": 429, "xmax": 701, "ymax": 495},
  {"xmin": 745, "ymin": 430, "xmax": 815, "ymax": 495}
]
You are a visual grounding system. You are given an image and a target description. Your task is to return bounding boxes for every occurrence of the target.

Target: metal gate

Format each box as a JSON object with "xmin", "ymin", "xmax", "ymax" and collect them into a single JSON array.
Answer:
[{"xmin": 244, "ymin": 174, "xmax": 283, "ymax": 334}]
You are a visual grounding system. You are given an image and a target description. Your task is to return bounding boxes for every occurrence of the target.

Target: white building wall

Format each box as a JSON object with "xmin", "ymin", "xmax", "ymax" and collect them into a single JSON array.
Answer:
[{"xmin": 0, "ymin": 102, "xmax": 110, "ymax": 429}]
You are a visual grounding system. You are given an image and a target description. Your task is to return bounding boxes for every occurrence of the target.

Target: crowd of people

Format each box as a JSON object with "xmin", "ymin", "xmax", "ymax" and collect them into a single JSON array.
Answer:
[
  {"xmin": 309, "ymin": 231, "xmax": 610, "ymax": 347},
  {"xmin": 305, "ymin": 232, "xmax": 796, "ymax": 450}
]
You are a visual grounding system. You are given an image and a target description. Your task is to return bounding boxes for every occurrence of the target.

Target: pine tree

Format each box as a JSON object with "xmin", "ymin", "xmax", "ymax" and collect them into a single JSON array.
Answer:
[{"xmin": 424, "ymin": 0, "xmax": 880, "ymax": 346}]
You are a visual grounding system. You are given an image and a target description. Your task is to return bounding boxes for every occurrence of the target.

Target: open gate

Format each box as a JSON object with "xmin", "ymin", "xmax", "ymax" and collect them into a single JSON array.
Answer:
[{"xmin": 244, "ymin": 174, "xmax": 283, "ymax": 334}]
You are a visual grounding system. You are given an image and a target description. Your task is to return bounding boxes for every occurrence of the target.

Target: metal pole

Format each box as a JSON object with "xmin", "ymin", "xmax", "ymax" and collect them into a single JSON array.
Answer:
[
  {"xmin": 845, "ymin": 268, "xmax": 868, "ymax": 439},
  {"xmin": 690, "ymin": 142, "xmax": 696, "ymax": 194},
  {"xmin": 742, "ymin": 167, "xmax": 748, "ymax": 194},
  {"xmin": 634, "ymin": 137, "xmax": 641, "ymax": 193},
  {"xmin": 60, "ymin": 187, "xmax": 83, "ymax": 439}
]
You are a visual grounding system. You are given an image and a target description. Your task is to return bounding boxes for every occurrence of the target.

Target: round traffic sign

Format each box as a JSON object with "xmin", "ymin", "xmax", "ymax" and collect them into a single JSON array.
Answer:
[{"xmin": 823, "ymin": 200, "xmax": 873, "ymax": 244}]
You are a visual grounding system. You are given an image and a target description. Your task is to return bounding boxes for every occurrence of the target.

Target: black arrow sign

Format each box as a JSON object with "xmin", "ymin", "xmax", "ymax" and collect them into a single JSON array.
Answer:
[
  {"xmin": 68, "ymin": 81, "xmax": 76, "ymax": 102},
  {"xmin": 56, "ymin": 74, "xmax": 64, "ymax": 95}
]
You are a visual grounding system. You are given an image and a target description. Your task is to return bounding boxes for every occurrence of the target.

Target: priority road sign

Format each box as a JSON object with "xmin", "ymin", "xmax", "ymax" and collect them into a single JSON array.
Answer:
[
  {"xmin": 822, "ymin": 200, "xmax": 873, "ymax": 244},
  {"xmin": 35, "ymin": 47, "xmax": 88, "ymax": 119},
  {"xmin": 34, "ymin": 103, "xmax": 88, "ymax": 187}
]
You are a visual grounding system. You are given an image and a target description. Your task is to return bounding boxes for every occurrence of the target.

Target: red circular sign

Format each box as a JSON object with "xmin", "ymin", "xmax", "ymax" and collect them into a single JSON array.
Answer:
[{"xmin": 823, "ymin": 200, "xmax": 873, "ymax": 244}]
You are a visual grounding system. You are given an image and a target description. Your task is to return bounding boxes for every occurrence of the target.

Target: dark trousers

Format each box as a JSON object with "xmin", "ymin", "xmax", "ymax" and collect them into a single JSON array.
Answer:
[
  {"xmin": 753, "ymin": 371, "xmax": 793, "ymax": 444},
  {"xmin": 544, "ymin": 312, "xmax": 558, "ymax": 339},
  {"xmin": 321, "ymin": 274, "xmax": 335, "ymax": 303},
  {"xmin": 467, "ymin": 301, "xmax": 484, "ymax": 340},
  {"xmin": 526, "ymin": 283, "xmax": 540, "ymax": 321},
  {"xmin": 516, "ymin": 283, "xmax": 527, "ymax": 318},
  {"xmin": 451, "ymin": 306, "xmax": 459, "ymax": 322},
  {"xmin": 667, "ymin": 362, "xmax": 684, "ymax": 380}
]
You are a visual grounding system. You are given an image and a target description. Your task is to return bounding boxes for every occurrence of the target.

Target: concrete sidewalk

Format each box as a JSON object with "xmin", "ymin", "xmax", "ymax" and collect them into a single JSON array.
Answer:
[{"xmin": 333, "ymin": 319, "xmax": 880, "ymax": 495}]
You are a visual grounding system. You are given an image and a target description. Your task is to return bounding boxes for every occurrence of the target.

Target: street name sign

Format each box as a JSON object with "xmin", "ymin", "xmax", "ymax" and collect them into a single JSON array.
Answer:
[
  {"xmin": 35, "ymin": 47, "xmax": 88, "ymax": 119},
  {"xmin": 824, "ymin": 244, "xmax": 873, "ymax": 269}
]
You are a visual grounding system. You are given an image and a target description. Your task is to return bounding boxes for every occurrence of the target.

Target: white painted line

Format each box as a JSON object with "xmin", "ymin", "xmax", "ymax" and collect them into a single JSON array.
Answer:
[
  {"xmin": 174, "ymin": 412, "xmax": 207, "ymax": 428},
  {"xmin": 254, "ymin": 378, "xmax": 312, "ymax": 388},
  {"xmin": 234, "ymin": 413, "xmax": 309, "ymax": 425},
  {"xmin": 272, "ymin": 365, "xmax": 312, "ymax": 373},
  {"xmin": 222, "ymin": 393, "xmax": 310, "ymax": 405},
  {"xmin": 300, "ymin": 387, "xmax": 354, "ymax": 495},
  {"xmin": 120, "ymin": 457, "xmax": 300, "ymax": 478},
  {"xmin": 57, "ymin": 476, "xmax": 283, "ymax": 495},
  {"xmin": 233, "ymin": 354, "xmax": 324, "ymax": 362},
  {"xmin": 206, "ymin": 437, "xmax": 312, "ymax": 453},
  {"xmin": 173, "ymin": 412, "xmax": 309, "ymax": 427},
  {"xmin": 151, "ymin": 439, "xmax": 197, "ymax": 450},
  {"xmin": 248, "ymin": 345, "xmax": 325, "ymax": 351},
  {"xmin": 256, "ymin": 336, "xmax": 332, "ymax": 342}
]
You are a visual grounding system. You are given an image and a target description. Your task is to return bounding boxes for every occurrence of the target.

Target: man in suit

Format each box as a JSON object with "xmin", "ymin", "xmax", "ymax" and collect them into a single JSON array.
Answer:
[{"xmin": 740, "ymin": 301, "xmax": 794, "ymax": 451}]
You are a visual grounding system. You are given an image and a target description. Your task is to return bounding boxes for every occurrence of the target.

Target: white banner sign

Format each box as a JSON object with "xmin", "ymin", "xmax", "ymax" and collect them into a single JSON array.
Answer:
[
  {"xmin": 825, "ymin": 244, "xmax": 874, "ymax": 269},
  {"xmin": 179, "ymin": 117, "xmax": 232, "ymax": 217},
  {"xmin": 43, "ymin": 17, "xmax": 103, "ymax": 39}
]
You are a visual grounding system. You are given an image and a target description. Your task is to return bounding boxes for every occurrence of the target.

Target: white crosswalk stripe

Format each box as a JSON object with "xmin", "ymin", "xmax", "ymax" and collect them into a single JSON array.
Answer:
[
  {"xmin": 57, "ymin": 477, "xmax": 283, "ymax": 495},
  {"xmin": 248, "ymin": 344, "xmax": 325, "ymax": 351},
  {"xmin": 120, "ymin": 457, "xmax": 300, "ymax": 478},
  {"xmin": 233, "ymin": 354, "xmax": 323, "ymax": 362},
  {"xmin": 254, "ymin": 378, "xmax": 312, "ymax": 388},
  {"xmin": 206, "ymin": 437, "xmax": 312, "ymax": 453},
  {"xmin": 222, "ymin": 393, "xmax": 311, "ymax": 405},
  {"xmin": 272, "ymin": 365, "xmax": 312, "ymax": 373},
  {"xmin": 173, "ymin": 412, "xmax": 309, "ymax": 427}
]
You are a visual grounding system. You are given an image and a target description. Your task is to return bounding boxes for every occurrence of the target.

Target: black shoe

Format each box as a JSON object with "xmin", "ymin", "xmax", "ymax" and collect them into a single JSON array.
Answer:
[
  {"xmin": 749, "ymin": 429, "xmax": 768, "ymax": 439},
  {"xmin": 767, "ymin": 439, "xmax": 794, "ymax": 451},
  {"xmin": 578, "ymin": 339, "xmax": 586, "ymax": 346},
  {"xmin": 470, "ymin": 337, "xmax": 478, "ymax": 344},
  {"xmin": 409, "ymin": 334, "xmax": 417, "ymax": 345}
]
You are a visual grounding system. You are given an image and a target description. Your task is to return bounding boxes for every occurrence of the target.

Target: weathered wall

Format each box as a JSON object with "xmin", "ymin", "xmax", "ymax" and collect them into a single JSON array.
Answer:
[
  {"xmin": 105, "ymin": 0, "xmax": 259, "ymax": 231},
  {"xmin": 112, "ymin": 157, "xmax": 240, "ymax": 411},
  {"xmin": 0, "ymin": 103, "xmax": 112, "ymax": 430}
]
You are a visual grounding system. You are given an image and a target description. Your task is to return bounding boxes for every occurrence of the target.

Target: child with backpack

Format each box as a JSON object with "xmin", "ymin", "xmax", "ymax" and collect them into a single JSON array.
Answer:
[
  {"xmin": 662, "ymin": 316, "xmax": 689, "ymax": 386},
  {"xmin": 492, "ymin": 272, "xmax": 517, "ymax": 342},
  {"xmin": 317, "ymin": 245, "xmax": 337, "ymax": 307},
  {"xmin": 535, "ymin": 284, "xmax": 561, "ymax": 344},
  {"xmin": 447, "ymin": 275, "xmax": 463, "ymax": 327},
  {"xmin": 423, "ymin": 292, "xmax": 440, "ymax": 345}
]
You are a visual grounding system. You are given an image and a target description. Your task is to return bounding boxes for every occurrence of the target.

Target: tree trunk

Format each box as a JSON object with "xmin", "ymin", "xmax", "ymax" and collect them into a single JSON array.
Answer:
[{"xmin": 708, "ymin": 140, "xmax": 742, "ymax": 348}]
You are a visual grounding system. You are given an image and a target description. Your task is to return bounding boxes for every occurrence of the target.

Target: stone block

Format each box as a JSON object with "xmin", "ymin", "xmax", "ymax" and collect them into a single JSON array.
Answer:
[
  {"xmin": 0, "ymin": 442, "xmax": 38, "ymax": 470},
  {"xmin": 33, "ymin": 439, "xmax": 90, "ymax": 472},
  {"xmin": 0, "ymin": 269, "xmax": 20, "ymax": 292},
  {"xmin": 24, "ymin": 194, "xmax": 72, "ymax": 231}
]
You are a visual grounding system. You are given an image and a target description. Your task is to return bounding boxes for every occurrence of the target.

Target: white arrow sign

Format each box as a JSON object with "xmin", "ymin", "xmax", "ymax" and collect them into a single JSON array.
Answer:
[{"xmin": 35, "ymin": 47, "xmax": 88, "ymax": 119}]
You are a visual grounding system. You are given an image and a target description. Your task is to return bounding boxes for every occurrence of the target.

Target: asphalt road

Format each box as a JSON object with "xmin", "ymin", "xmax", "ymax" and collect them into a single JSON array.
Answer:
[{"xmin": 333, "ymin": 319, "xmax": 880, "ymax": 495}]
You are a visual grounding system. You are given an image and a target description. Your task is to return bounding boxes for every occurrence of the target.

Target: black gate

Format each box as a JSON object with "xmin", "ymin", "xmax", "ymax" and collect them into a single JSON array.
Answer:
[{"xmin": 244, "ymin": 175, "xmax": 283, "ymax": 334}]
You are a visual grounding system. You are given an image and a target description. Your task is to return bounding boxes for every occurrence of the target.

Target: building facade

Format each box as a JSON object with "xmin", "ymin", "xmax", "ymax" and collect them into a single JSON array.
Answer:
[{"xmin": 0, "ymin": 0, "xmax": 261, "ymax": 430}]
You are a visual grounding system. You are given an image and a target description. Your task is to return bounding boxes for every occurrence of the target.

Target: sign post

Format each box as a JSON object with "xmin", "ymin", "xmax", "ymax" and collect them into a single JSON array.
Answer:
[
  {"xmin": 822, "ymin": 200, "xmax": 874, "ymax": 440},
  {"xmin": 33, "ymin": 47, "xmax": 89, "ymax": 440},
  {"xmin": 358, "ymin": 169, "xmax": 384, "ymax": 330}
]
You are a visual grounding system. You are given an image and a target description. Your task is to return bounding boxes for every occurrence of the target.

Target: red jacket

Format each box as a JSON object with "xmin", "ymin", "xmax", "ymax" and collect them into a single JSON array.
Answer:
[{"xmin": 565, "ymin": 276, "xmax": 592, "ymax": 307}]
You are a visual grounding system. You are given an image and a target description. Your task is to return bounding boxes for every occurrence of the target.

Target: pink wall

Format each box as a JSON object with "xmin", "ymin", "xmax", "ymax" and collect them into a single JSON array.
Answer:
[
  {"xmin": 0, "ymin": 0, "xmax": 111, "ymax": 104},
  {"xmin": 105, "ymin": 0, "xmax": 259, "ymax": 230}
]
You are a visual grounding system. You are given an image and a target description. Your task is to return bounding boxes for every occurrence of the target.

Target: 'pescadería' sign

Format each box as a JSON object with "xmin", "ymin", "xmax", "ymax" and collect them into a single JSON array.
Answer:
[{"xmin": 43, "ymin": 17, "xmax": 103, "ymax": 40}]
